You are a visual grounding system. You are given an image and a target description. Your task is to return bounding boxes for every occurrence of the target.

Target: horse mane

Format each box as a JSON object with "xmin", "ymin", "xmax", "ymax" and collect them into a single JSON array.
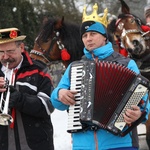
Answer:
[
  {"xmin": 107, "ymin": 19, "xmax": 117, "ymax": 34},
  {"xmin": 118, "ymin": 13, "xmax": 145, "ymax": 25},
  {"xmin": 37, "ymin": 17, "xmax": 84, "ymax": 63},
  {"xmin": 107, "ymin": 12, "xmax": 145, "ymax": 34},
  {"xmin": 60, "ymin": 20, "xmax": 84, "ymax": 62},
  {"xmin": 38, "ymin": 18, "xmax": 56, "ymax": 42}
]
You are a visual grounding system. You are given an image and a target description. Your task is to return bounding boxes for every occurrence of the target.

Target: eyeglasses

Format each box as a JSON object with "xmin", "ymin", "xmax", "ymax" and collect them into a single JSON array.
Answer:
[{"xmin": 0, "ymin": 49, "xmax": 16, "ymax": 56}]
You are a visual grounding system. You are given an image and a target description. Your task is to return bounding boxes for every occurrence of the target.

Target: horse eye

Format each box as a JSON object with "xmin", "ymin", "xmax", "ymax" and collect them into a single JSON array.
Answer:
[
  {"xmin": 130, "ymin": 18, "xmax": 135, "ymax": 23},
  {"xmin": 115, "ymin": 35, "xmax": 120, "ymax": 39}
]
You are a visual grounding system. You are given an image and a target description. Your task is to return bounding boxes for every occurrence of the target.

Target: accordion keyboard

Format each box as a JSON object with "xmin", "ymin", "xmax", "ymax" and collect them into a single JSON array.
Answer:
[{"xmin": 67, "ymin": 65, "xmax": 83, "ymax": 133}]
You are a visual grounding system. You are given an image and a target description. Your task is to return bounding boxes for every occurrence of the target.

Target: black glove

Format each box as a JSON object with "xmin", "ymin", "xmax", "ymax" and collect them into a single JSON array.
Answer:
[
  {"xmin": 9, "ymin": 85, "xmax": 22, "ymax": 109},
  {"xmin": 9, "ymin": 86, "xmax": 55, "ymax": 113}
]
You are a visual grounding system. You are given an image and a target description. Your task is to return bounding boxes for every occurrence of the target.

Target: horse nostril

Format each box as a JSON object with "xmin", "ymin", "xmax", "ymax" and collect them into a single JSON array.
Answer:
[
  {"xmin": 132, "ymin": 40, "xmax": 139, "ymax": 46},
  {"xmin": 127, "ymin": 48, "xmax": 133, "ymax": 53}
]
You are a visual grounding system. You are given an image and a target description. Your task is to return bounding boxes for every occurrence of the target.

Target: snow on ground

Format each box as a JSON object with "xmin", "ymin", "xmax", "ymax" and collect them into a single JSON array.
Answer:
[
  {"xmin": 51, "ymin": 109, "xmax": 148, "ymax": 150},
  {"xmin": 51, "ymin": 109, "xmax": 72, "ymax": 150}
]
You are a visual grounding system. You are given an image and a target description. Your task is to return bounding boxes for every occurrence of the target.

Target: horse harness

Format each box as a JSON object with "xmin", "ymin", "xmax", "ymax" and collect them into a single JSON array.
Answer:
[
  {"xmin": 116, "ymin": 14, "xmax": 150, "ymax": 45},
  {"xmin": 115, "ymin": 14, "xmax": 150, "ymax": 74},
  {"xmin": 30, "ymin": 31, "xmax": 67, "ymax": 87},
  {"xmin": 30, "ymin": 31, "xmax": 65, "ymax": 65}
]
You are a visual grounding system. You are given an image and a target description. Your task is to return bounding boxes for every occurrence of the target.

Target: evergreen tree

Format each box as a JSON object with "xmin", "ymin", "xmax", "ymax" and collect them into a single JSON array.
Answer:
[
  {"xmin": 0, "ymin": 0, "xmax": 18, "ymax": 28},
  {"xmin": 0, "ymin": 0, "xmax": 39, "ymax": 51},
  {"xmin": 19, "ymin": 1, "xmax": 40, "ymax": 51}
]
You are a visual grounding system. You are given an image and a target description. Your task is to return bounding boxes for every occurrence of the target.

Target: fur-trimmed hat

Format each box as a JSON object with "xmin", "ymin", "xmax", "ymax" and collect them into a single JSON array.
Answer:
[
  {"xmin": 144, "ymin": 4, "xmax": 150, "ymax": 18},
  {"xmin": 0, "ymin": 28, "xmax": 26, "ymax": 44}
]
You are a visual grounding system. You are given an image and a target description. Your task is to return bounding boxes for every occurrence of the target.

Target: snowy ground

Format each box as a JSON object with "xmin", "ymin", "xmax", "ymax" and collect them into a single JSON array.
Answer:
[
  {"xmin": 51, "ymin": 109, "xmax": 72, "ymax": 150},
  {"xmin": 51, "ymin": 109, "xmax": 148, "ymax": 150}
]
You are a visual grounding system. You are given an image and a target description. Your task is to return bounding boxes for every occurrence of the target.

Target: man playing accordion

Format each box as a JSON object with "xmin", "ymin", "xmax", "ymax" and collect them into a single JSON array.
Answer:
[{"xmin": 51, "ymin": 3, "xmax": 150, "ymax": 150}]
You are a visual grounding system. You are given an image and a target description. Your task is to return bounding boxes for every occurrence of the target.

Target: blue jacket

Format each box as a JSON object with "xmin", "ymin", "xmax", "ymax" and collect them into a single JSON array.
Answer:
[{"xmin": 51, "ymin": 42, "xmax": 150, "ymax": 150}]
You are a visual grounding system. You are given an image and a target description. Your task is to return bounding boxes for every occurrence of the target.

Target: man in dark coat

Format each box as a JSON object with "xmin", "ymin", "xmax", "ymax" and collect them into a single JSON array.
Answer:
[{"xmin": 0, "ymin": 27, "xmax": 54, "ymax": 150}]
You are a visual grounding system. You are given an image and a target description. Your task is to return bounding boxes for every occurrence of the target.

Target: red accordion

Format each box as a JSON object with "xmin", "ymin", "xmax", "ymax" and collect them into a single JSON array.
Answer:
[{"xmin": 67, "ymin": 61, "xmax": 150, "ymax": 136}]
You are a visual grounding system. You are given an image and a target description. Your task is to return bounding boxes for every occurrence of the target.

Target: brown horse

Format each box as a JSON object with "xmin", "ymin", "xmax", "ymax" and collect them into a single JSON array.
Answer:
[
  {"xmin": 30, "ymin": 16, "xmax": 120, "ymax": 88},
  {"xmin": 108, "ymin": 0, "xmax": 150, "ymax": 78},
  {"xmin": 108, "ymin": 0, "xmax": 150, "ymax": 148},
  {"xmin": 30, "ymin": 17, "xmax": 84, "ymax": 87}
]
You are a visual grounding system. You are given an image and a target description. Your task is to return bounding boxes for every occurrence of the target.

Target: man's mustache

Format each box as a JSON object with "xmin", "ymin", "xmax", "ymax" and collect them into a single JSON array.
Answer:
[{"xmin": 1, "ymin": 59, "xmax": 15, "ymax": 64}]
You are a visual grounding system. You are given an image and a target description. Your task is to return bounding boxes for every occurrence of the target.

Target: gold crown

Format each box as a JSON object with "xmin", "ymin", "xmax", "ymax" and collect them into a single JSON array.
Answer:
[{"xmin": 82, "ymin": 3, "xmax": 108, "ymax": 27}]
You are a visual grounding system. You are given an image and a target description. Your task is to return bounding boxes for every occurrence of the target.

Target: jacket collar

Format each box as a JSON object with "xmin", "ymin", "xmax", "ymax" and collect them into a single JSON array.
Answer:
[{"xmin": 83, "ymin": 42, "xmax": 114, "ymax": 60}]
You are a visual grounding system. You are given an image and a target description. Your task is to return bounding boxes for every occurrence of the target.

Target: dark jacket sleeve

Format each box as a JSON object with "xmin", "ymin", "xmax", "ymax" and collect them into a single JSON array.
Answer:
[{"xmin": 10, "ymin": 61, "xmax": 54, "ymax": 118}]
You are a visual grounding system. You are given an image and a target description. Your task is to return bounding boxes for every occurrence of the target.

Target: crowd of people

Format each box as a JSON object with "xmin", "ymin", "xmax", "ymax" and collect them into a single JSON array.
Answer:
[{"xmin": 0, "ymin": 2, "xmax": 150, "ymax": 150}]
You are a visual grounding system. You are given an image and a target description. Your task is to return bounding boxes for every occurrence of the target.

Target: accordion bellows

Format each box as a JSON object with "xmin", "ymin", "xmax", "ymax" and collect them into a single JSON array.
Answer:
[{"xmin": 67, "ymin": 60, "xmax": 150, "ymax": 136}]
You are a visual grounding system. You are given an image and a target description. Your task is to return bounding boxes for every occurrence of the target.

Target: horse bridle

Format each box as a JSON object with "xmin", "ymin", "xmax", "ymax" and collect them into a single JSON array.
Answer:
[
  {"xmin": 115, "ymin": 14, "xmax": 150, "ymax": 72},
  {"xmin": 30, "ymin": 31, "xmax": 65, "ymax": 64},
  {"xmin": 116, "ymin": 15, "xmax": 150, "ymax": 49},
  {"xmin": 116, "ymin": 15, "xmax": 143, "ymax": 40}
]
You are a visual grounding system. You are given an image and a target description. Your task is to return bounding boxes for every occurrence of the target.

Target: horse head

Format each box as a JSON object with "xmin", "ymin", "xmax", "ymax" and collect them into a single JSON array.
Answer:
[
  {"xmin": 30, "ymin": 17, "xmax": 67, "ymax": 67},
  {"xmin": 30, "ymin": 17, "xmax": 84, "ymax": 68},
  {"xmin": 108, "ymin": 0, "xmax": 150, "ymax": 59},
  {"xmin": 30, "ymin": 17, "xmax": 84, "ymax": 87}
]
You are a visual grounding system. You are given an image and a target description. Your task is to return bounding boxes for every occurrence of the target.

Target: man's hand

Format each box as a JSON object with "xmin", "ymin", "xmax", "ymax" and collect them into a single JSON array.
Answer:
[
  {"xmin": 123, "ymin": 105, "xmax": 142, "ymax": 124},
  {"xmin": 58, "ymin": 89, "xmax": 77, "ymax": 105},
  {"xmin": 0, "ymin": 77, "xmax": 6, "ymax": 92},
  {"xmin": 9, "ymin": 86, "xmax": 22, "ymax": 109}
]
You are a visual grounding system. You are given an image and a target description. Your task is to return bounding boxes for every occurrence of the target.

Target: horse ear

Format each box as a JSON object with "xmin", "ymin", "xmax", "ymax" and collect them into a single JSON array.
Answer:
[
  {"xmin": 61, "ymin": 16, "xmax": 64, "ymax": 24},
  {"xmin": 119, "ymin": 0, "xmax": 130, "ymax": 14},
  {"xmin": 55, "ymin": 16, "xmax": 64, "ymax": 29},
  {"xmin": 42, "ymin": 16, "xmax": 49, "ymax": 25}
]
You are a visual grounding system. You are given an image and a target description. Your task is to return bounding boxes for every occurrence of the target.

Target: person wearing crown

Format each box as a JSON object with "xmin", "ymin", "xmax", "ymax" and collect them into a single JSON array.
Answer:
[{"xmin": 51, "ymin": 3, "xmax": 150, "ymax": 150}]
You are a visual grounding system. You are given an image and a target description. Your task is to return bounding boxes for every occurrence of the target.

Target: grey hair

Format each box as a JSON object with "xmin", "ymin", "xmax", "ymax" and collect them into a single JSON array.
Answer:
[{"xmin": 15, "ymin": 41, "xmax": 23, "ymax": 47}]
